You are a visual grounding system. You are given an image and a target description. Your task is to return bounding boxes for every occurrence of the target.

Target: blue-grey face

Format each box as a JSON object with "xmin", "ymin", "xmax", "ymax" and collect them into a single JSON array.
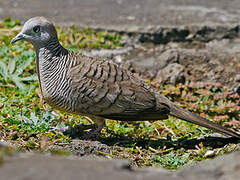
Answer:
[{"xmin": 11, "ymin": 17, "xmax": 57, "ymax": 48}]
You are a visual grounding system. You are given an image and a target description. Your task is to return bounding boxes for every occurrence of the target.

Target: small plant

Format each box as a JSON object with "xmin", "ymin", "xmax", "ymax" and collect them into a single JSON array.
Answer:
[
  {"xmin": 152, "ymin": 152, "xmax": 192, "ymax": 170},
  {"xmin": 0, "ymin": 46, "xmax": 37, "ymax": 89},
  {"xmin": 18, "ymin": 110, "xmax": 66, "ymax": 129}
]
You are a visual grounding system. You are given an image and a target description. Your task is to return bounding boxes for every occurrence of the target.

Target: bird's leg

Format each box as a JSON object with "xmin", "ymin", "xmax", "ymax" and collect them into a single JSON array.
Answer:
[{"xmin": 82, "ymin": 116, "xmax": 106, "ymax": 139}]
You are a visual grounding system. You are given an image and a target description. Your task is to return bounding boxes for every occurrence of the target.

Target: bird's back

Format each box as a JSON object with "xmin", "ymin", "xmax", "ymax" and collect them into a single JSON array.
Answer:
[{"xmin": 69, "ymin": 52, "xmax": 170, "ymax": 120}]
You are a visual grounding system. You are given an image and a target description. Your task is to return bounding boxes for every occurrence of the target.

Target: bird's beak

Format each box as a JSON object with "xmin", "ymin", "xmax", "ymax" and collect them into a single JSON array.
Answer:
[{"xmin": 11, "ymin": 33, "xmax": 24, "ymax": 44}]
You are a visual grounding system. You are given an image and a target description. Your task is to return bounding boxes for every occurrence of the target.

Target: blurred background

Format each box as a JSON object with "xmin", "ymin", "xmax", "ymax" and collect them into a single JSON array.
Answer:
[{"xmin": 1, "ymin": 0, "xmax": 240, "ymax": 28}]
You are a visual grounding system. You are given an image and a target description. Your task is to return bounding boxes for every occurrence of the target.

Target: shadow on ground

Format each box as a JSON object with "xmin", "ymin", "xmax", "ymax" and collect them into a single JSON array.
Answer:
[
  {"xmin": 96, "ymin": 133, "xmax": 240, "ymax": 150},
  {"xmin": 62, "ymin": 126, "xmax": 240, "ymax": 156}
]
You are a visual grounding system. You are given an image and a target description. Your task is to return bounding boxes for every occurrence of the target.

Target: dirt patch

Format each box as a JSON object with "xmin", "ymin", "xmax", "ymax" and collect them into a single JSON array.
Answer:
[{"xmin": 48, "ymin": 139, "xmax": 111, "ymax": 157}]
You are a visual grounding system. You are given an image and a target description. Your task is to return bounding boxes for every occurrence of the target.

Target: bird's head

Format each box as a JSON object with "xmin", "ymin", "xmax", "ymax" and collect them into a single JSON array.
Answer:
[{"xmin": 11, "ymin": 17, "xmax": 58, "ymax": 48}]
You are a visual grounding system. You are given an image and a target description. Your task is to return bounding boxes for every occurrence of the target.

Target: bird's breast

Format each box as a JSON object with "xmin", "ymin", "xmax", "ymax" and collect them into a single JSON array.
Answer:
[{"xmin": 37, "ymin": 56, "xmax": 73, "ymax": 111}]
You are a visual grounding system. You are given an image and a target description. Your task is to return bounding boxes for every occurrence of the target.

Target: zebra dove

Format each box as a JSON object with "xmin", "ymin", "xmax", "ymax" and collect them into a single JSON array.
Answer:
[{"xmin": 11, "ymin": 17, "xmax": 240, "ymax": 139}]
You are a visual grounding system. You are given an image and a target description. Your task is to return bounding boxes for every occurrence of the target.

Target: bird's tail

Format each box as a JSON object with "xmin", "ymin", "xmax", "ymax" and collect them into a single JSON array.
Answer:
[{"xmin": 169, "ymin": 103, "xmax": 240, "ymax": 138}]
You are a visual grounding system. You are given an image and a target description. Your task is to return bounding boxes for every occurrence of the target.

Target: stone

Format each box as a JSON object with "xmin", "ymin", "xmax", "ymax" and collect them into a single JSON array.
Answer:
[
  {"xmin": 0, "ymin": 153, "xmax": 176, "ymax": 180},
  {"xmin": 177, "ymin": 151, "xmax": 240, "ymax": 180},
  {"xmin": 156, "ymin": 49, "xmax": 179, "ymax": 69},
  {"xmin": 1, "ymin": 149, "xmax": 240, "ymax": 180},
  {"xmin": 234, "ymin": 74, "xmax": 240, "ymax": 83},
  {"xmin": 155, "ymin": 63, "xmax": 185, "ymax": 84},
  {"xmin": 84, "ymin": 47, "xmax": 133, "ymax": 59}
]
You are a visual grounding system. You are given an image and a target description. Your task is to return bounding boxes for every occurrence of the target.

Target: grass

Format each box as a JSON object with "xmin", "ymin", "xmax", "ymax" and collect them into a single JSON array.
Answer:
[{"xmin": 0, "ymin": 17, "xmax": 240, "ymax": 170}]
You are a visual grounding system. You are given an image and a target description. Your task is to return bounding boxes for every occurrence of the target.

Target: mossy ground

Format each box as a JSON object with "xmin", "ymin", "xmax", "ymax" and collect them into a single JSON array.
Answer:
[{"xmin": 0, "ymin": 18, "xmax": 240, "ymax": 170}]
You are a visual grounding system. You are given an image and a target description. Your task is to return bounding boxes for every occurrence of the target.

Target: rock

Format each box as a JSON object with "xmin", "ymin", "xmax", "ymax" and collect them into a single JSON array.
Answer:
[
  {"xmin": 155, "ymin": 49, "xmax": 179, "ymax": 69},
  {"xmin": 155, "ymin": 63, "xmax": 185, "ymax": 84},
  {"xmin": 130, "ymin": 56, "xmax": 157, "ymax": 68},
  {"xmin": 1, "ymin": 148, "xmax": 240, "ymax": 180},
  {"xmin": 0, "ymin": 154, "xmax": 176, "ymax": 180},
  {"xmin": 177, "ymin": 151, "xmax": 240, "ymax": 180},
  {"xmin": 84, "ymin": 47, "xmax": 133, "ymax": 59},
  {"xmin": 235, "ymin": 74, "xmax": 240, "ymax": 83},
  {"xmin": 206, "ymin": 39, "xmax": 240, "ymax": 54},
  {"xmin": 177, "ymin": 48, "xmax": 210, "ymax": 66}
]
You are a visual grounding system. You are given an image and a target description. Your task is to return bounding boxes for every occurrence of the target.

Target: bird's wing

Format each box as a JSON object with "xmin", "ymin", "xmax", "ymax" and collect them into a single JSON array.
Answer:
[{"xmin": 69, "ymin": 55, "xmax": 168, "ymax": 120}]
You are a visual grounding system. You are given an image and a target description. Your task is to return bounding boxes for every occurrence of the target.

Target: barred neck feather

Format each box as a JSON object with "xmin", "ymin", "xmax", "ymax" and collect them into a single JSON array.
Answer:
[
  {"xmin": 36, "ymin": 39, "xmax": 68, "ymax": 59},
  {"xmin": 36, "ymin": 39, "xmax": 74, "ymax": 111},
  {"xmin": 45, "ymin": 40, "xmax": 68, "ymax": 57}
]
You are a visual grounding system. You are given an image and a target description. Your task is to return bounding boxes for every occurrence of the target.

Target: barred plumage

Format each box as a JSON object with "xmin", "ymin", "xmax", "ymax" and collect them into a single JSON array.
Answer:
[{"xmin": 11, "ymin": 16, "xmax": 240, "ymax": 139}]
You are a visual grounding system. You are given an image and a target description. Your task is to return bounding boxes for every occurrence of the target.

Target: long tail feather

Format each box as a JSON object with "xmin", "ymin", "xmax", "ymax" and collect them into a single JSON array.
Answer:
[{"xmin": 169, "ymin": 104, "xmax": 240, "ymax": 138}]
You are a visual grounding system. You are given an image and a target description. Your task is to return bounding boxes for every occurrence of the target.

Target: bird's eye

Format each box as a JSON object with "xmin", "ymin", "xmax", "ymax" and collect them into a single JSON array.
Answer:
[{"xmin": 33, "ymin": 26, "xmax": 40, "ymax": 33}]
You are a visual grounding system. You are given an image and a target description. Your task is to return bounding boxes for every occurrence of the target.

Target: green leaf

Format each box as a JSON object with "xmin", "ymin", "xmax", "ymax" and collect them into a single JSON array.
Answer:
[
  {"xmin": 7, "ymin": 59, "xmax": 16, "ymax": 74},
  {"xmin": 10, "ymin": 74, "xmax": 26, "ymax": 89},
  {"xmin": 21, "ymin": 74, "xmax": 38, "ymax": 81},
  {"xmin": 15, "ymin": 56, "xmax": 33, "ymax": 76},
  {"xmin": 30, "ymin": 112, "xmax": 39, "ymax": 126},
  {"xmin": 0, "ymin": 61, "xmax": 8, "ymax": 79},
  {"xmin": 19, "ymin": 115, "xmax": 32, "ymax": 124}
]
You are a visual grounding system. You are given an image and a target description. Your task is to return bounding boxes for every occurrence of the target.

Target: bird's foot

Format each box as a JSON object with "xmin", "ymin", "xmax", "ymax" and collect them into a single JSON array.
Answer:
[
  {"xmin": 63, "ymin": 123, "xmax": 97, "ymax": 138},
  {"xmin": 82, "ymin": 124, "xmax": 105, "ymax": 140},
  {"xmin": 61, "ymin": 116, "xmax": 105, "ymax": 139}
]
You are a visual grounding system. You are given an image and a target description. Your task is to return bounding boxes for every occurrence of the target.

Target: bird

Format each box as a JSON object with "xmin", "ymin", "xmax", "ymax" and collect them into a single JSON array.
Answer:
[{"xmin": 11, "ymin": 17, "xmax": 240, "ymax": 139}]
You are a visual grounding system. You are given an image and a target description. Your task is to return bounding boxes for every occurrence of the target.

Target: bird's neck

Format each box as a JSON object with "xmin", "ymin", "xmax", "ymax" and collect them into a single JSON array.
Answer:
[
  {"xmin": 35, "ymin": 39, "xmax": 69, "ymax": 84},
  {"xmin": 36, "ymin": 39, "xmax": 68, "ymax": 60}
]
